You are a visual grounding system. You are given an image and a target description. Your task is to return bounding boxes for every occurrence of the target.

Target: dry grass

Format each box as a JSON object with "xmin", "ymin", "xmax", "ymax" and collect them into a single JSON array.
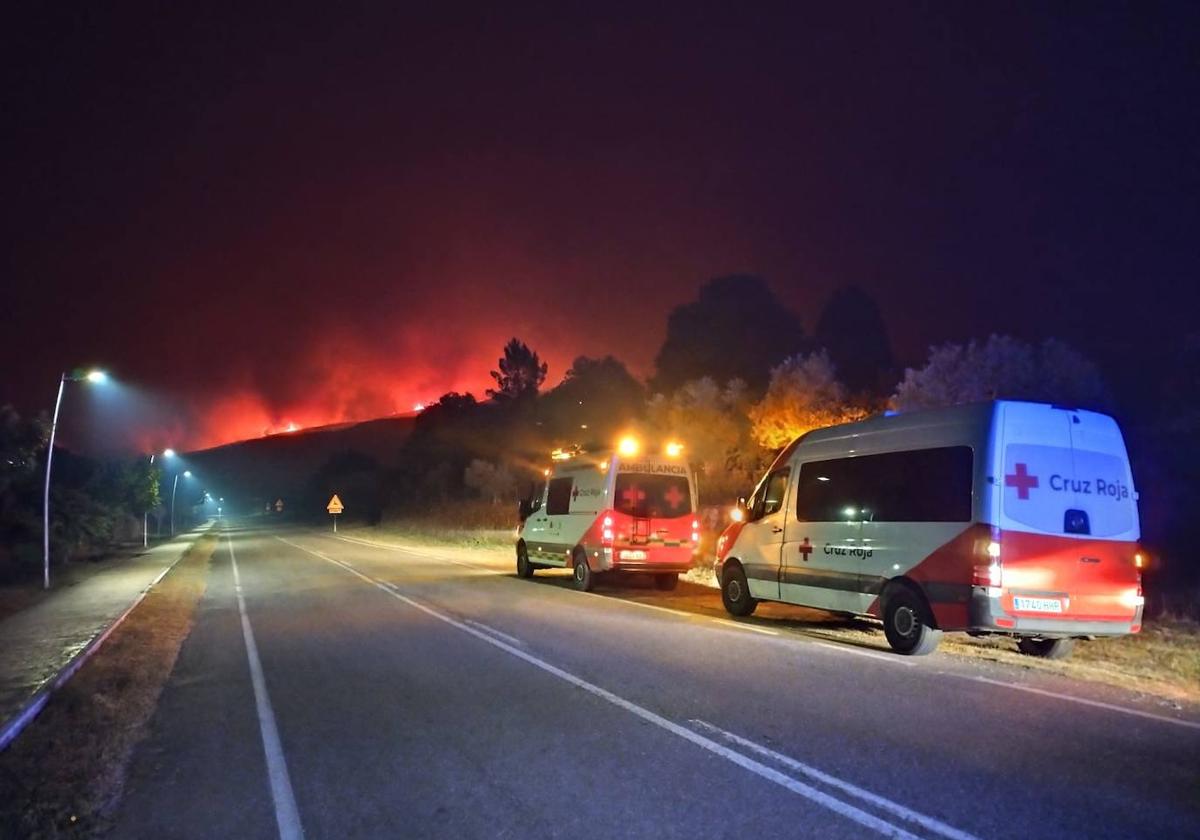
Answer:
[{"xmin": 0, "ymin": 535, "xmax": 215, "ymax": 838}]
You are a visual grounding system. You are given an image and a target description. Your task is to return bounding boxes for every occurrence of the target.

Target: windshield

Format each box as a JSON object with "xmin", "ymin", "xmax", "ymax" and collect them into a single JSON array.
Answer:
[{"xmin": 613, "ymin": 474, "xmax": 692, "ymax": 518}]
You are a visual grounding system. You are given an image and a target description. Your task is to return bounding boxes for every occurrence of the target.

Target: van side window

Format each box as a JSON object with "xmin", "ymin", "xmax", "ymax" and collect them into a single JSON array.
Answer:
[
  {"xmin": 546, "ymin": 477, "xmax": 574, "ymax": 516},
  {"xmin": 796, "ymin": 446, "xmax": 973, "ymax": 523},
  {"xmin": 750, "ymin": 468, "xmax": 790, "ymax": 521}
]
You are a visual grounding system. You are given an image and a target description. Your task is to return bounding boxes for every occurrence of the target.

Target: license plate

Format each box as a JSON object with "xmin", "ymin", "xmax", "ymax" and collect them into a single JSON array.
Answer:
[
  {"xmin": 619, "ymin": 550, "xmax": 647, "ymax": 561},
  {"xmin": 1013, "ymin": 596, "xmax": 1063, "ymax": 613}
]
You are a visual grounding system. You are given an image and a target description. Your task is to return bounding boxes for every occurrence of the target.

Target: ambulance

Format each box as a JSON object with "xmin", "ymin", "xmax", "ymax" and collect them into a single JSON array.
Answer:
[
  {"xmin": 516, "ymin": 438, "xmax": 700, "ymax": 591},
  {"xmin": 715, "ymin": 401, "xmax": 1144, "ymax": 657}
]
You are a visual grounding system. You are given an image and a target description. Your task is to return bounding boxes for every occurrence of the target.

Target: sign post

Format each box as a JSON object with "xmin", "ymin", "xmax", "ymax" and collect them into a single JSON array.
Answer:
[{"xmin": 326, "ymin": 494, "xmax": 344, "ymax": 532}]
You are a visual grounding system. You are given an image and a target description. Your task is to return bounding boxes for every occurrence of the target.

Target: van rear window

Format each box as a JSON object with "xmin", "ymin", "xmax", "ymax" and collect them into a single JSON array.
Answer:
[
  {"xmin": 1002, "ymin": 444, "xmax": 1135, "ymax": 537},
  {"xmin": 613, "ymin": 474, "xmax": 692, "ymax": 518}
]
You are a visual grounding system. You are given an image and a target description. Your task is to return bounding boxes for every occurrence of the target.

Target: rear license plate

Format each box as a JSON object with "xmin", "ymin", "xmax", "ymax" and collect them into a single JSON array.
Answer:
[
  {"xmin": 1013, "ymin": 596, "xmax": 1063, "ymax": 613},
  {"xmin": 619, "ymin": 550, "xmax": 648, "ymax": 561}
]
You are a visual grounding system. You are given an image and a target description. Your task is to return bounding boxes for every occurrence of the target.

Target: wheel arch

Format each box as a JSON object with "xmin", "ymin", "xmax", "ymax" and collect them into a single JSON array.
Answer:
[{"xmin": 881, "ymin": 576, "xmax": 940, "ymax": 630}]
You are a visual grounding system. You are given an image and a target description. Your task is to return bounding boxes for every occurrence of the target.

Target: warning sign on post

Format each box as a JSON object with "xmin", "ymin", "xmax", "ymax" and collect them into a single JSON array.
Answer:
[{"xmin": 326, "ymin": 492, "xmax": 340, "ymax": 530}]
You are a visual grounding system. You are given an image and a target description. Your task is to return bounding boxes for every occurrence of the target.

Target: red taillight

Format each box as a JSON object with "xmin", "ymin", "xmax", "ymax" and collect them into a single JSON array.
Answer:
[{"xmin": 972, "ymin": 563, "xmax": 1002, "ymax": 587}]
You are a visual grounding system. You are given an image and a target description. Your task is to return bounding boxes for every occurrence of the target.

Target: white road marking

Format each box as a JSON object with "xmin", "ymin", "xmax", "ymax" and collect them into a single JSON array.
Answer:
[
  {"xmin": 691, "ymin": 720, "xmax": 981, "ymax": 840},
  {"xmin": 230, "ymin": 536, "xmax": 305, "ymax": 840},
  {"xmin": 277, "ymin": 537, "xmax": 929, "ymax": 838},
  {"xmin": 969, "ymin": 676, "xmax": 1200, "ymax": 732},
  {"xmin": 297, "ymin": 533, "xmax": 1200, "ymax": 731},
  {"xmin": 810, "ymin": 640, "xmax": 915, "ymax": 666},
  {"xmin": 712, "ymin": 617, "xmax": 780, "ymax": 636},
  {"xmin": 464, "ymin": 619, "xmax": 525, "ymax": 648}
]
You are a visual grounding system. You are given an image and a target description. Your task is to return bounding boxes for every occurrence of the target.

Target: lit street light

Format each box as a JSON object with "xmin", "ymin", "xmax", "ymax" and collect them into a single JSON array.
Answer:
[
  {"xmin": 43, "ymin": 368, "xmax": 106, "ymax": 589},
  {"xmin": 171, "ymin": 469, "xmax": 193, "ymax": 536}
]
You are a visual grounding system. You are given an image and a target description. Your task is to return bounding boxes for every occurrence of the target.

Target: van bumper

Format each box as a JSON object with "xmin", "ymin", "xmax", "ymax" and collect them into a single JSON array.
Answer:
[
  {"xmin": 969, "ymin": 588, "xmax": 1142, "ymax": 637},
  {"xmin": 594, "ymin": 545, "xmax": 694, "ymax": 574}
]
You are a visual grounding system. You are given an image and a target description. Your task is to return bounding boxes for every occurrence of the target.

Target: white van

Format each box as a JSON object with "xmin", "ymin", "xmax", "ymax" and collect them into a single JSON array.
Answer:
[
  {"xmin": 517, "ymin": 442, "xmax": 700, "ymax": 591},
  {"xmin": 715, "ymin": 401, "xmax": 1144, "ymax": 656}
]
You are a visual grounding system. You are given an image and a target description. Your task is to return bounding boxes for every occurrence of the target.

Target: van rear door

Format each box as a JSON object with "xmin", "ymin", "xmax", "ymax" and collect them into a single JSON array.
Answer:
[{"xmin": 997, "ymin": 403, "xmax": 1140, "ymax": 622}]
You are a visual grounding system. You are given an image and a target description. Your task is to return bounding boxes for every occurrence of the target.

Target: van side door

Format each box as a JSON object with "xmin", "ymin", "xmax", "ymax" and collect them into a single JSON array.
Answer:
[
  {"xmin": 784, "ymin": 458, "xmax": 869, "ymax": 614},
  {"xmin": 739, "ymin": 467, "xmax": 791, "ymax": 600}
]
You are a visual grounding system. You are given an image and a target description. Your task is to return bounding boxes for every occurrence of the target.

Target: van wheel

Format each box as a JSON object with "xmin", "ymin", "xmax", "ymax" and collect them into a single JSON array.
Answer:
[
  {"xmin": 1017, "ymin": 637, "xmax": 1075, "ymax": 660},
  {"xmin": 572, "ymin": 549, "xmax": 594, "ymax": 592},
  {"xmin": 721, "ymin": 563, "xmax": 757, "ymax": 617},
  {"xmin": 516, "ymin": 543, "xmax": 534, "ymax": 578},
  {"xmin": 882, "ymin": 586, "xmax": 941, "ymax": 655},
  {"xmin": 654, "ymin": 573, "xmax": 679, "ymax": 591}
]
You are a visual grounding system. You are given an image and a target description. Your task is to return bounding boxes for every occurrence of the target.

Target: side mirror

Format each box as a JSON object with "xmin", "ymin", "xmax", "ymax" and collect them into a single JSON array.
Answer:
[
  {"xmin": 518, "ymin": 498, "xmax": 533, "ymax": 521},
  {"xmin": 731, "ymin": 497, "xmax": 748, "ymax": 522}
]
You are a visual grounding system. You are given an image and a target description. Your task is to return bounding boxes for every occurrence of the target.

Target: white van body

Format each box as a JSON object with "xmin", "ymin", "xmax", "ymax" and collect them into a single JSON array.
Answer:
[
  {"xmin": 517, "ymin": 450, "xmax": 699, "ymax": 590},
  {"xmin": 715, "ymin": 401, "xmax": 1143, "ymax": 655}
]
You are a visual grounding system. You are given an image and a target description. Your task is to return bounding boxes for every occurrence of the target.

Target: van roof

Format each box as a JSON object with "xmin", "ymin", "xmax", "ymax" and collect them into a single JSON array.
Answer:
[{"xmin": 797, "ymin": 400, "xmax": 1114, "ymax": 449}]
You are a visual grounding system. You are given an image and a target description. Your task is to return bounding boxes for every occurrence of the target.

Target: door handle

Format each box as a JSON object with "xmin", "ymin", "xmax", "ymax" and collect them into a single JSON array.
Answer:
[{"xmin": 771, "ymin": 526, "xmax": 783, "ymax": 534}]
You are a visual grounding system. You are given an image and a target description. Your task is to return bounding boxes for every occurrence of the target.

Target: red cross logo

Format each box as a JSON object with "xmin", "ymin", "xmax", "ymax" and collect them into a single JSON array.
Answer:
[
  {"xmin": 621, "ymin": 486, "xmax": 646, "ymax": 506},
  {"xmin": 663, "ymin": 485, "xmax": 685, "ymax": 510},
  {"xmin": 1005, "ymin": 463, "xmax": 1039, "ymax": 500},
  {"xmin": 798, "ymin": 537, "xmax": 813, "ymax": 561}
]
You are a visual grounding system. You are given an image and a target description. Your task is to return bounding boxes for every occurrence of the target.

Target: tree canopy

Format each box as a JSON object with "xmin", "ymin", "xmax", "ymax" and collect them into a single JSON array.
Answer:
[
  {"xmin": 650, "ymin": 275, "xmax": 808, "ymax": 395},
  {"xmin": 814, "ymin": 285, "xmax": 895, "ymax": 396},
  {"xmin": 487, "ymin": 338, "xmax": 548, "ymax": 402},
  {"xmin": 892, "ymin": 335, "xmax": 1109, "ymax": 411}
]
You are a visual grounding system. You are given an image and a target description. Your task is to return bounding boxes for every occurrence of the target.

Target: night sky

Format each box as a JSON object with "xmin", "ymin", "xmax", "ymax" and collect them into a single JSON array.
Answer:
[{"xmin": 4, "ymin": 3, "xmax": 1198, "ymax": 452}]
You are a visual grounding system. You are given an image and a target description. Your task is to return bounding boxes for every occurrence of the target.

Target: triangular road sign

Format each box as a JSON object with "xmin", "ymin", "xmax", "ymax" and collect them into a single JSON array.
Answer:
[{"xmin": 327, "ymin": 494, "xmax": 344, "ymax": 514}]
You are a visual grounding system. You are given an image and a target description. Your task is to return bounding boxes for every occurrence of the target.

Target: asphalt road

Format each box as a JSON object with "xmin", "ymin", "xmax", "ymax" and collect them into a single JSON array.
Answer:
[{"xmin": 113, "ymin": 519, "xmax": 1199, "ymax": 839}]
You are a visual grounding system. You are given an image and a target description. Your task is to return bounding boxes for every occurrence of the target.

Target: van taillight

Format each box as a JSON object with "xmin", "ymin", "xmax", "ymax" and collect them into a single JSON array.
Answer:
[{"xmin": 972, "ymin": 563, "xmax": 1002, "ymax": 588}]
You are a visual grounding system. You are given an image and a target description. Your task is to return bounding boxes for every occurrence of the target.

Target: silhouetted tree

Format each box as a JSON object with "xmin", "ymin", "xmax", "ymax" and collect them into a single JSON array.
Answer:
[
  {"xmin": 487, "ymin": 338, "xmax": 548, "ymax": 402},
  {"xmin": 814, "ymin": 285, "xmax": 895, "ymax": 396},
  {"xmin": 650, "ymin": 275, "xmax": 808, "ymax": 395},
  {"xmin": 540, "ymin": 355, "xmax": 645, "ymax": 444},
  {"xmin": 892, "ymin": 335, "xmax": 1109, "ymax": 411}
]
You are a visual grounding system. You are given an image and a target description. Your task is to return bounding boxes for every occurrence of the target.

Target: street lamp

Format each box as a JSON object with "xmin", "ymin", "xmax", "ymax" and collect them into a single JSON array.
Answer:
[
  {"xmin": 145, "ymin": 447, "xmax": 175, "ymax": 547},
  {"xmin": 171, "ymin": 469, "xmax": 192, "ymax": 536},
  {"xmin": 43, "ymin": 368, "xmax": 106, "ymax": 589}
]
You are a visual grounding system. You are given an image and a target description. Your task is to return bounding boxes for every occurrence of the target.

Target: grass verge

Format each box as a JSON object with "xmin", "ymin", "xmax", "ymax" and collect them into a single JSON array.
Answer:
[{"xmin": 0, "ymin": 534, "xmax": 215, "ymax": 838}]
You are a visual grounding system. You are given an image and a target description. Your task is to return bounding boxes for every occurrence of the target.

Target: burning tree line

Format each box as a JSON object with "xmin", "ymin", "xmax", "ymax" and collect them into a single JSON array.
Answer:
[{"xmin": 375, "ymin": 277, "xmax": 1111, "ymax": 514}]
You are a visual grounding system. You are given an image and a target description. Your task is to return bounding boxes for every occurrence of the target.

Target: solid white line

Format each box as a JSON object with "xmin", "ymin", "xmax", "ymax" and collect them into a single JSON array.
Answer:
[
  {"xmin": 810, "ymin": 641, "xmax": 915, "ymax": 666},
  {"xmin": 229, "ymin": 536, "xmax": 304, "ymax": 840},
  {"xmin": 278, "ymin": 538, "xmax": 920, "ymax": 838},
  {"xmin": 969, "ymin": 675, "xmax": 1200, "ymax": 732},
  {"xmin": 691, "ymin": 720, "xmax": 981, "ymax": 840},
  {"xmin": 712, "ymin": 617, "xmax": 780, "ymax": 636}
]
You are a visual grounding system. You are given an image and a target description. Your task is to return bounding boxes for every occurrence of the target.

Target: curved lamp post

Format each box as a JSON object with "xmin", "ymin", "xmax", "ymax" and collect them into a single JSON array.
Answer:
[
  {"xmin": 171, "ymin": 469, "xmax": 192, "ymax": 536},
  {"xmin": 43, "ymin": 369, "xmax": 106, "ymax": 589}
]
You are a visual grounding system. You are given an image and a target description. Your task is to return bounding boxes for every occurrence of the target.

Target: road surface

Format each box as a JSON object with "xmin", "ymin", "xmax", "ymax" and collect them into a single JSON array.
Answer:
[{"xmin": 114, "ymin": 519, "xmax": 1199, "ymax": 839}]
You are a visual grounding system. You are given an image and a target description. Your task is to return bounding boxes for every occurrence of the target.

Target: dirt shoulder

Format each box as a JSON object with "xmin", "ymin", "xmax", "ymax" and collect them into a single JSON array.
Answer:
[
  {"xmin": 342, "ymin": 524, "xmax": 1200, "ymax": 706},
  {"xmin": 0, "ymin": 534, "xmax": 215, "ymax": 839}
]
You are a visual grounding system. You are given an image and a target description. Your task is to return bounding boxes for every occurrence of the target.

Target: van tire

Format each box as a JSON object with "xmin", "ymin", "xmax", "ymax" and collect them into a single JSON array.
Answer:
[
  {"xmin": 882, "ymin": 585, "xmax": 941, "ymax": 655},
  {"xmin": 1017, "ymin": 637, "xmax": 1075, "ymax": 660},
  {"xmin": 516, "ymin": 543, "xmax": 534, "ymax": 578},
  {"xmin": 572, "ymin": 549, "xmax": 595, "ymax": 592},
  {"xmin": 654, "ymin": 573, "xmax": 679, "ymax": 591},
  {"xmin": 721, "ymin": 563, "xmax": 757, "ymax": 617}
]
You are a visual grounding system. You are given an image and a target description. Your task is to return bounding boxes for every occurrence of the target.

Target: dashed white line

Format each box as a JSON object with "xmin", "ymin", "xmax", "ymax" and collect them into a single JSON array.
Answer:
[
  {"xmin": 691, "ymin": 720, "xmax": 981, "ymax": 840},
  {"xmin": 276, "ymin": 537, "xmax": 937, "ymax": 838},
  {"xmin": 230, "ymin": 536, "xmax": 304, "ymax": 840},
  {"xmin": 464, "ymin": 619, "xmax": 525, "ymax": 647},
  {"xmin": 293, "ymin": 532, "xmax": 1200, "ymax": 731}
]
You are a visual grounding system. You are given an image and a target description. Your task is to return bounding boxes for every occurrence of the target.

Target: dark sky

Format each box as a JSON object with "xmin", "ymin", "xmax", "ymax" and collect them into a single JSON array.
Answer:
[{"xmin": 4, "ymin": 2, "xmax": 1198, "ymax": 452}]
